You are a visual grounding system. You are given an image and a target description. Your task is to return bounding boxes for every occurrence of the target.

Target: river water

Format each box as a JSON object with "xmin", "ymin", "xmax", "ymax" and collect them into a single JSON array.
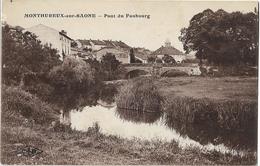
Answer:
[{"xmin": 60, "ymin": 98, "xmax": 256, "ymax": 156}]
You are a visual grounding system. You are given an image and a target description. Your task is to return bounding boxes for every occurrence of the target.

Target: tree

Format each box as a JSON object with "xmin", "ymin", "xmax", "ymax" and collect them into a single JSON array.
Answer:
[
  {"xmin": 48, "ymin": 56, "xmax": 95, "ymax": 91},
  {"xmin": 162, "ymin": 54, "xmax": 176, "ymax": 64},
  {"xmin": 101, "ymin": 53, "xmax": 121, "ymax": 80},
  {"xmin": 155, "ymin": 58, "xmax": 163, "ymax": 63},
  {"xmin": 147, "ymin": 55, "xmax": 156, "ymax": 63},
  {"xmin": 129, "ymin": 48, "xmax": 135, "ymax": 63},
  {"xmin": 2, "ymin": 24, "xmax": 61, "ymax": 85},
  {"xmin": 179, "ymin": 9, "xmax": 258, "ymax": 65}
]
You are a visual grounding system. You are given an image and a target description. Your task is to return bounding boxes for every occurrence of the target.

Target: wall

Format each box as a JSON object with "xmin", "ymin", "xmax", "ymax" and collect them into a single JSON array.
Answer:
[
  {"xmin": 95, "ymin": 48, "xmax": 129, "ymax": 63},
  {"xmin": 27, "ymin": 24, "xmax": 72, "ymax": 60}
]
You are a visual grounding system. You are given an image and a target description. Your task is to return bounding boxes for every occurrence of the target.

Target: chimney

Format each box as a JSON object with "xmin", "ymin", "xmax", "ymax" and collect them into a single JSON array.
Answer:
[{"xmin": 61, "ymin": 30, "xmax": 67, "ymax": 35}]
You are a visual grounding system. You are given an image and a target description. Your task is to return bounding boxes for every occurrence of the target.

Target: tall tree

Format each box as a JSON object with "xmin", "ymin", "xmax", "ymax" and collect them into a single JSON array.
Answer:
[
  {"xmin": 129, "ymin": 48, "xmax": 135, "ymax": 63},
  {"xmin": 2, "ymin": 24, "xmax": 61, "ymax": 85},
  {"xmin": 179, "ymin": 9, "xmax": 258, "ymax": 65},
  {"xmin": 101, "ymin": 53, "xmax": 121, "ymax": 80}
]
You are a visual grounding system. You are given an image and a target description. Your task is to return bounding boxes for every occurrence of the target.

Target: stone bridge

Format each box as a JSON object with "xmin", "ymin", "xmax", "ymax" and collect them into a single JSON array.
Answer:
[{"xmin": 123, "ymin": 64, "xmax": 201, "ymax": 78}]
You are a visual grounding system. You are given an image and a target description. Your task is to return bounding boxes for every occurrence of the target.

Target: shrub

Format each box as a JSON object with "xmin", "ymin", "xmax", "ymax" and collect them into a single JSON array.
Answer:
[
  {"xmin": 116, "ymin": 77, "xmax": 164, "ymax": 112},
  {"xmin": 164, "ymin": 97, "xmax": 257, "ymax": 131},
  {"xmin": 99, "ymin": 84, "xmax": 118, "ymax": 104},
  {"xmin": 2, "ymin": 86, "xmax": 57, "ymax": 124},
  {"xmin": 48, "ymin": 56, "xmax": 95, "ymax": 91}
]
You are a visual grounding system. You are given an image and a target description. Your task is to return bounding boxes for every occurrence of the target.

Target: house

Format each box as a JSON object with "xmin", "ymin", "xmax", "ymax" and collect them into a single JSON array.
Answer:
[
  {"xmin": 76, "ymin": 39, "xmax": 131, "ymax": 52},
  {"xmin": 152, "ymin": 40, "xmax": 187, "ymax": 63},
  {"xmin": 94, "ymin": 47, "xmax": 130, "ymax": 63},
  {"xmin": 70, "ymin": 47, "xmax": 94, "ymax": 59},
  {"xmin": 76, "ymin": 39, "xmax": 107, "ymax": 51},
  {"xmin": 75, "ymin": 39, "xmax": 132, "ymax": 63},
  {"xmin": 132, "ymin": 47, "xmax": 151, "ymax": 63},
  {"xmin": 26, "ymin": 24, "xmax": 73, "ymax": 60}
]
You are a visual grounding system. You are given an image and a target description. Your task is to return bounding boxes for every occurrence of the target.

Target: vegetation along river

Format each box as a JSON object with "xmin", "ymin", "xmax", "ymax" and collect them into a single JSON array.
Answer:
[{"xmin": 60, "ymin": 95, "xmax": 256, "ymax": 157}]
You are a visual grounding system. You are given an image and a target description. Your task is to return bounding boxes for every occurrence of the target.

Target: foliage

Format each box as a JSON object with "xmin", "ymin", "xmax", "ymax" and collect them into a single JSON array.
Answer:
[
  {"xmin": 85, "ymin": 56, "xmax": 127, "ymax": 81},
  {"xmin": 155, "ymin": 58, "xmax": 163, "ymax": 63},
  {"xmin": 84, "ymin": 58, "xmax": 106, "ymax": 81},
  {"xmin": 100, "ymin": 53, "xmax": 123, "ymax": 80},
  {"xmin": 2, "ymin": 85, "xmax": 57, "ymax": 124},
  {"xmin": 2, "ymin": 24, "xmax": 61, "ymax": 85},
  {"xmin": 147, "ymin": 55, "xmax": 156, "ymax": 63},
  {"xmin": 162, "ymin": 54, "xmax": 176, "ymax": 64},
  {"xmin": 129, "ymin": 48, "xmax": 135, "ymax": 63},
  {"xmin": 179, "ymin": 9, "xmax": 258, "ymax": 65},
  {"xmin": 164, "ymin": 97, "xmax": 257, "ymax": 131},
  {"xmin": 116, "ymin": 77, "xmax": 164, "ymax": 112},
  {"xmin": 48, "ymin": 56, "xmax": 95, "ymax": 91},
  {"xmin": 99, "ymin": 84, "xmax": 118, "ymax": 104}
]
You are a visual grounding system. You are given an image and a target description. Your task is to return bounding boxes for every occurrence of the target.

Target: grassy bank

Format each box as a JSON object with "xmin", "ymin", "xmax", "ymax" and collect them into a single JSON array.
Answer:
[
  {"xmin": 116, "ymin": 76, "xmax": 257, "ymax": 131},
  {"xmin": 1, "ymin": 76, "xmax": 257, "ymax": 164},
  {"xmin": 1, "ymin": 117, "xmax": 256, "ymax": 165},
  {"xmin": 163, "ymin": 97, "xmax": 257, "ymax": 131}
]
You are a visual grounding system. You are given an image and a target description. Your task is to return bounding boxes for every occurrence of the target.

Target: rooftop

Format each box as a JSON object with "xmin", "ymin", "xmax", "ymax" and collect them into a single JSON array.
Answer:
[{"xmin": 152, "ymin": 41, "xmax": 185, "ymax": 55}]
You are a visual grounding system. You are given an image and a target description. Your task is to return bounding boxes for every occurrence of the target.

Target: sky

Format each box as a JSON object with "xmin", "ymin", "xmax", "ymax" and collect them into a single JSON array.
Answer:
[{"xmin": 2, "ymin": 0, "xmax": 258, "ymax": 51}]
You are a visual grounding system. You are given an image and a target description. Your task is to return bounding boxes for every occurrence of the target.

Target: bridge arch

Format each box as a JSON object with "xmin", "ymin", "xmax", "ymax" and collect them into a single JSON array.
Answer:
[
  {"xmin": 125, "ymin": 69, "xmax": 149, "ymax": 79},
  {"xmin": 160, "ymin": 69, "xmax": 189, "ymax": 77}
]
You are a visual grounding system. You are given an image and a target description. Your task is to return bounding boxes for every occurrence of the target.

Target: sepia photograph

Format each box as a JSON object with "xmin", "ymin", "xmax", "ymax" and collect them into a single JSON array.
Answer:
[{"xmin": 1, "ymin": 0, "xmax": 258, "ymax": 165}]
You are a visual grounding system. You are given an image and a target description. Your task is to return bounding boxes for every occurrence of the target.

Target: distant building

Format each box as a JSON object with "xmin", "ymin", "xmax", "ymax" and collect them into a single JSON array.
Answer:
[
  {"xmin": 70, "ymin": 47, "xmax": 93, "ymax": 59},
  {"xmin": 76, "ymin": 39, "xmax": 130, "ymax": 51},
  {"xmin": 26, "ymin": 24, "xmax": 73, "ymax": 60},
  {"xmin": 152, "ymin": 40, "xmax": 187, "ymax": 63},
  {"xmin": 75, "ymin": 39, "xmax": 132, "ymax": 63},
  {"xmin": 133, "ymin": 47, "xmax": 151, "ymax": 63},
  {"xmin": 95, "ymin": 47, "xmax": 130, "ymax": 63}
]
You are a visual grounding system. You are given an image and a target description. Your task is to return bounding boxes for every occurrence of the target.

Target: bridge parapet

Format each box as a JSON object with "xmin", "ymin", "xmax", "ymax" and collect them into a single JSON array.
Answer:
[{"xmin": 124, "ymin": 64, "xmax": 201, "ymax": 77}]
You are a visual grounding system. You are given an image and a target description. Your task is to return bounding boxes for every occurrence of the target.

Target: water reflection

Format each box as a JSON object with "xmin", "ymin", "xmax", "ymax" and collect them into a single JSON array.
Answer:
[
  {"xmin": 116, "ymin": 108, "xmax": 162, "ymax": 124},
  {"xmin": 165, "ymin": 113, "xmax": 257, "ymax": 151},
  {"xmin": 55, "ymin": 84, "xmax": 256, "ymax": 155},
  {"xmin": 70, "ymin": 104, "xmax": 253, "ymax": 156}
]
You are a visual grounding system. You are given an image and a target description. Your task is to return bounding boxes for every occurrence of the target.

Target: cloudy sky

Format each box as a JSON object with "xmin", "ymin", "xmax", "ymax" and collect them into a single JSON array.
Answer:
[{"xmin": 2, "ymin": 0, "xmax": 257, "ymax": 51}]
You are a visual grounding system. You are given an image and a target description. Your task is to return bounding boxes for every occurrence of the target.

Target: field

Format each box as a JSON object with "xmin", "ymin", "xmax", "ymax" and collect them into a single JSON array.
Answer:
[{"xmin": 154, "ymin": 76, "xmax": 257, "ymax": 102}]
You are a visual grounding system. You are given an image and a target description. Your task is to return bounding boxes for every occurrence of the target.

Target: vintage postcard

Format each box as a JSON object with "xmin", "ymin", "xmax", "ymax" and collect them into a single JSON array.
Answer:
[{"xmin": 1, "ymin": 0, "xmax": 258, "ymax": 165}]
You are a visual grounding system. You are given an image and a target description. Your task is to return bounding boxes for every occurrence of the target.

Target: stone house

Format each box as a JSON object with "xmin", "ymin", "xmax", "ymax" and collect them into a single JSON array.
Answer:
[
  {"xmin": 152, "ymin": 40, "xmax": 187, "ymax": 63},
  {"xmin": 26, "ymin": 24, "xmax": 73, "ymax": 60},
  {"xmin": 95, "ymin": 47, "xmax": 130, "ymax": 63}
]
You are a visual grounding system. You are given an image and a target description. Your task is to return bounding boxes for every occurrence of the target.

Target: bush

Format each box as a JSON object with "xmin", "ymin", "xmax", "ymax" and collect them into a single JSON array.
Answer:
[
  {"xmin": 2, "ymin": 86, "xmax": 57, "ymax": 124},
  {"xmin": 48, "ymin": 56, "xmax": 95, "ymax": 91},
  {"xmin": 116, "ymin": 77, "xmax": 164, "ymax": 112},
  {"xmin": 164, "ymin": 97, "xmax": 257, "ymax": 131}
]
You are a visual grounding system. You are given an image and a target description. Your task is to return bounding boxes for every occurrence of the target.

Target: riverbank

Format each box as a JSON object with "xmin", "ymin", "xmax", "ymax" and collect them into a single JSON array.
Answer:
[
  {"xmin": 1, "ymin": 76, "xmax": 257, "ymax": 164},
  {"xmin": 1, "ymin": 114, "xmax": 256, "ymax": 165}
]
